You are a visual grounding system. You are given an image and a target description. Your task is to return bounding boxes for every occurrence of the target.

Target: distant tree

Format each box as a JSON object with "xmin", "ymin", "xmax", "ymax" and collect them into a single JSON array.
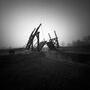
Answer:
[
  {"xmin": 71, "ymin": 35, "xmax": 90, "ymax": 48},
  {"xmin": 67, "ymin": 43, "xmax": 72, "ymax": 46},
  {"xmin": 83, "ymin": 35, "xmax": 90, "ymax": 44}
]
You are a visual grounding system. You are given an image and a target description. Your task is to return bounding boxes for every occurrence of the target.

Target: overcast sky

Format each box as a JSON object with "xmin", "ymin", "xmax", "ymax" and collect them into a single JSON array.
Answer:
[{"xmin": 0, "ymin": 0, "xmax": 90, "ymax": 48}]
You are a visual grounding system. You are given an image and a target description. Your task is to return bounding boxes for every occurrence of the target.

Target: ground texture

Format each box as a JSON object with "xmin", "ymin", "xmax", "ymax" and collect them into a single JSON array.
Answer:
[{"xmin": 0, "ymin": 52, "xmax": 90, "ymax": 89}]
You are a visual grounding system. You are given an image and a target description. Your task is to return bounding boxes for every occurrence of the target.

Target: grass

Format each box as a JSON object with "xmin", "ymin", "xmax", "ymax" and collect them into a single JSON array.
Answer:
[{"xmin": 0, "ymin": 51, "xmax": 90, "ymax": 89}]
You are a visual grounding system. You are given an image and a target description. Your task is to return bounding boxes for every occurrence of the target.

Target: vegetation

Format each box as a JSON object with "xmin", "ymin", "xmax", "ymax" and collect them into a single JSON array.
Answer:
[
  {"xmin": 71, "ymin": 35, "xmax": 90, "ymax": 48},
  {"xmin": 0, "ymin": 53, "xmax": 90, "ymax": 89}
]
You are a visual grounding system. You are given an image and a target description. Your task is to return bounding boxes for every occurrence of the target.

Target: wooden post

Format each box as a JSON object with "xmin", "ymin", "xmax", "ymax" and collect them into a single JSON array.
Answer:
[
  {"xmin": 36, "ymin": 32, "xmax": 40, "ymax": 51},
  {"xmin": 54, "ymin": 31, "xmax": 59, "ymax": 48},
  {"xmin": 31, "ymin": 39, "xmax": 33, "ymax": 51}
]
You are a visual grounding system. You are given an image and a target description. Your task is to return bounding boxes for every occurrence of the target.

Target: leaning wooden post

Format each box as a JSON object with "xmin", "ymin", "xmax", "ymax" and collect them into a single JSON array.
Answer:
[
  {"xmin": 31, "ymin": 39, "xmax": 33, "ymax": 51},
  {"xmin": 36, "ymin": 32, "xmax": 40, "ymax": 51}
]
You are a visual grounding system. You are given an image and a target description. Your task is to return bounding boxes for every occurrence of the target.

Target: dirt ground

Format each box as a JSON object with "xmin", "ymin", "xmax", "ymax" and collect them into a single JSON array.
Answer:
[{"xmin": 0, "ymin": 52, "xmax": 90, "ymax": 89}]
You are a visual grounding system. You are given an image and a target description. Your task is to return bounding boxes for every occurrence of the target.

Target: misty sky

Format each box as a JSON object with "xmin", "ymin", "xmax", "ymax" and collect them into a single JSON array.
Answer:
[{"xmin": 0, "ymin": 0, "xmax": 90, "ymax": 48}]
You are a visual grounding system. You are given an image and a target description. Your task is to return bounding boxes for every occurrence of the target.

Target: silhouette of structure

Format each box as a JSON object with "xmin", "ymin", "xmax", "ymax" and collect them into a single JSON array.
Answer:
[
  {"xmin": 26, "ymin": 24, "xmax": 59, "ymax": 52},
  {"xmin": 26, "ymin": 24, "xmax": 41, "ymax": 51},
  {"xmin": 54, "ymin": 30, "xmax": 59, "ymax": 48},
  {"xmin": 47, "ymin": 31, "xmax": 59, "ymax": 50}
]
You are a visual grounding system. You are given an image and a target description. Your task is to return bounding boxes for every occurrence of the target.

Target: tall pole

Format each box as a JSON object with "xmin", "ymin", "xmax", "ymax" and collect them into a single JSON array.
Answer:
[
  {"xmin": 54, "ymin": 30, "xmax": 59, "ymax": 48},
  {"xmin": 31, "ymin": 39, "xmax": 33, "ymax": 51},
  {"xmin": 36, "ymin": 32, "xmax": 40, "ymax": 51}
]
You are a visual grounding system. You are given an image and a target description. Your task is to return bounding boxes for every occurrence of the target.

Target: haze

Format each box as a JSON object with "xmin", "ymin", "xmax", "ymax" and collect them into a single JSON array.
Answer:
[{"xmin": 0, "ymin": 0, "xmax": 90, "ymax": 48}]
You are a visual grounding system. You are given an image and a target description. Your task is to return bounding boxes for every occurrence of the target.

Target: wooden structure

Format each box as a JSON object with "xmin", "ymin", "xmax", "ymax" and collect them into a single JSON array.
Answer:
[
  {"xmin": 47, "ymin": 31, "xmax": 59, "ymax": 50},
  {"xmin": 26, "ymin": 24, "xmax": 41, "ymax": 51},
  {"xmin": 26, "ymin": 24, "xmax": 59, "ymax": 52}
]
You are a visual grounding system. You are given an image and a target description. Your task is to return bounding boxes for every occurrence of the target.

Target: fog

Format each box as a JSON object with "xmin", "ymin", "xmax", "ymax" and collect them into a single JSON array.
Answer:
[{"xmin": 0, "ymin": 0, "xmax": 90, "ymax": 48}]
